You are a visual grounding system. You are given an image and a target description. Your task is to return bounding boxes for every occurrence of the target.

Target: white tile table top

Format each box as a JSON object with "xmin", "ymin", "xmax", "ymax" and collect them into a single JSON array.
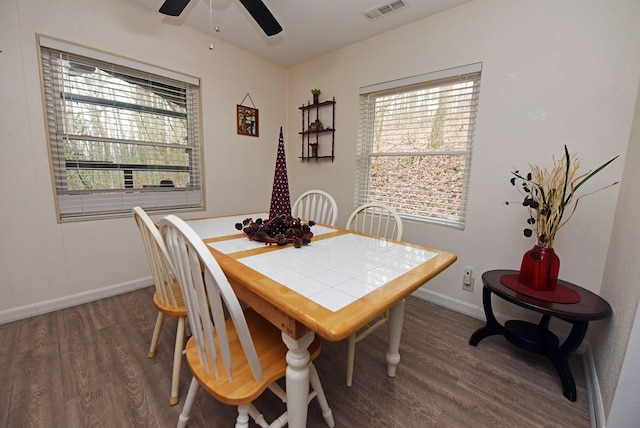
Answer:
[
  {"xmin": 187, "ymin": 213, "xmax": 269, "ymax": 239},
  {"xmin": 187, "ymin": 215, "xmax": 437, "ymax": 312},
  {"xmin": 188, "ymin": 213, "xmax": 335, "ymax": 240},
  {"xmin": 236, "ymin": 234, "xmax": 437, "ymax": 312},
  {"xmin": 204, "ymin": 223, "xmax": 336, "ymax": 254}
]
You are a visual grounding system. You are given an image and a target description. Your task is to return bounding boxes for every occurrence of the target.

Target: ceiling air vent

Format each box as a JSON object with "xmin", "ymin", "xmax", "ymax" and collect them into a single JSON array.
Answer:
[{"xmin": 364, "ymin": 0, "xmax": 407, "ymax": 21}]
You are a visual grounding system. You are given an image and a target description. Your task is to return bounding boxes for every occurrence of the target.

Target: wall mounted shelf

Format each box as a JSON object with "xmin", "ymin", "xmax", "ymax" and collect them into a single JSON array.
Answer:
[{"xmin": 299, "ymin": 98, "xmax": 335, "ymax": 162}]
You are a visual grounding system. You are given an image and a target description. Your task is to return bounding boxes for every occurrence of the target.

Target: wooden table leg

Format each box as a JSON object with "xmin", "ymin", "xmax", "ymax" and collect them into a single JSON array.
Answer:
[
  {"xmin": 386, "ymin": 298, "xmax": 406, "ymax": 377},
  {"xmin": 281, "ymin": 331, "xmax": 314, "ymax": 428},
  {"xmin": 469, "ymin": 286, "xmax": 505, "ymax": 345},
  {"xmin": 547, "ymin": 320, "xmax": 589, "ymax": 402}
]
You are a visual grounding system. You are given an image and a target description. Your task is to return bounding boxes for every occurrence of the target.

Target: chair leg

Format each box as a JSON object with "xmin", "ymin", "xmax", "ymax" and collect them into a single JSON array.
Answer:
[
  {"xmin": 346, "ymin": 333, "xmax": 356, "ymax": 387},
  {"xmin": 169, "ymin": 316, "xmax": 186, "ymax": 405},
  {"xmin": 177, "ymin": 377, "xmax": 199, "ymax": 428},
  {"xmin": 235, "ymin": 403, "xmax": 251, "ymax": 428},
  {"xmin": 248, "ymin": 403, "xmax": 268, "ymax": 428},
  {"xmin": 346, "ymin": 312, "xmax": 390, "ymax": 387},
  {"xmin": 309, "ymin": 363, "xmax": 335, "ymax": 428},
  {"xmin": 148, "ymin": 312, "xmax": 165, "ymax": 358}
]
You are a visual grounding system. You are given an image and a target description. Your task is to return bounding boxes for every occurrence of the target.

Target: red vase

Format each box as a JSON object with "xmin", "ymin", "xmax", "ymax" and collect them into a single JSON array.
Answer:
[{"xmin": 518, "ymin": 245, "xmax": 560, "ymax": 291}]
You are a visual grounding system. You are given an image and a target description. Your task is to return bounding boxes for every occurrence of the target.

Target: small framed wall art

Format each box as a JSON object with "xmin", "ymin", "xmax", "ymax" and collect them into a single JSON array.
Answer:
[{"xmin": 236, "ymin": 104, "xmax": 259, "ymax": 137}]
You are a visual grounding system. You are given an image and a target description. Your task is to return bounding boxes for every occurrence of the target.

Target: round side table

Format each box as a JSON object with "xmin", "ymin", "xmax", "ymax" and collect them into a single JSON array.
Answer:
[{"xmin": 469, "ymin": 269, "xmax": 612, "ymax": 401}]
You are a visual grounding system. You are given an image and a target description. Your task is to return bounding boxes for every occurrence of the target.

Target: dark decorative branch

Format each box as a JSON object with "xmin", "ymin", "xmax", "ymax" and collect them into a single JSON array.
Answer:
[{"xmin": 508, "ymin": 145, "xmax": 618, "ymax": 248}]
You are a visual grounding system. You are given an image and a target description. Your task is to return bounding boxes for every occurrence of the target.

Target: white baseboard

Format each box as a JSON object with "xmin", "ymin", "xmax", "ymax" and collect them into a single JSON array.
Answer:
[
  {"xmin": 583, "ymin": 345, "xmax": 607, "ymax": 428},
  {"xmin": 412, "ymin": 287, "xmax": 486, "ymax": 321},
  {"xmin": 0, "ymin": 277, "xmax": 153, "ymax": 325}
]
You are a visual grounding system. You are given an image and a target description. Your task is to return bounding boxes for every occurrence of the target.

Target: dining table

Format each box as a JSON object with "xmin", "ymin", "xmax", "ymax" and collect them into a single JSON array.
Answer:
[{"xmin": 187, "ymin": 212, "xmax": 457, "ymax": 428}]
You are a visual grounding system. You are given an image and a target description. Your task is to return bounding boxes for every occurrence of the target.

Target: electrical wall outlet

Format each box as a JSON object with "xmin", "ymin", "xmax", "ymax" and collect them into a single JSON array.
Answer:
[{"xmin": 463, "ymin": 267, "xmax": 474, "ymax": 292}]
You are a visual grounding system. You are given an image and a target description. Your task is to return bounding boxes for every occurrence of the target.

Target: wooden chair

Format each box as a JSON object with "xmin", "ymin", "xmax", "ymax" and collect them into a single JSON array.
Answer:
[
  {"xmin": 159, "ymin": 215, "xmax": 334, "ymax": 428},
  {"xmin": 292, "ymin": 190, "xmax": 338, "ymax": 226},
  {"xmin": 344, "ymin": 202, "xmax": 404, "ymax": 387},
  {"xmin": 132, "ymin": 206, "xmax": 187, "ymax": 406}
]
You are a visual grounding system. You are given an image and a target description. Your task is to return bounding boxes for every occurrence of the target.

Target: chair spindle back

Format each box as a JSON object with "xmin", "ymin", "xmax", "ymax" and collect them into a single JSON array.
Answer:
[
  {"xmin": 159, "ymin": 215, "xmax": 263, "ymax": 383},
  {"xmin": 345, "ymin": 202, "xmax": 403, "ymax": 240},
  {"xmin": 292, "ymin": 190, "xmax": 338, "ymax": 226}
]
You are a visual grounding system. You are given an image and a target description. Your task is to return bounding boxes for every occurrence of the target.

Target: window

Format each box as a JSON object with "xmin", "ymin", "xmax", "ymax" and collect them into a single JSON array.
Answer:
[
  {"xmin": 39, "ymin": 36, "xmax": 203, "ymax": 221},
  {"xmin": 355, "ymin": 63, "xmax": 481, "ymax": 229}
]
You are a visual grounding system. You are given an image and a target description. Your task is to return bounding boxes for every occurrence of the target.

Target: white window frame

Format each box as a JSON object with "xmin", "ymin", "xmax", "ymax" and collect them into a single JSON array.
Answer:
[
  {"xmin": 38, "ymin": 35, "xmax": 204, "ymax": 221},
  {"xmin": 355, "ymin": 63, "xmax": 482, "ymax": 230}
]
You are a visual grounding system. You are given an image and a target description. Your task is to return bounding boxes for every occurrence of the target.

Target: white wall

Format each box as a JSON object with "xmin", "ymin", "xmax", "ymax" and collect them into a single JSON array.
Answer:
[
  {"xmin": 0, "ymin": 0, "xmax": 287, "ymax": 321},
  {"xmin": 590, "ymin": 61, "xmax": 640, "ymax": 425},
  {"xmin": 285, "ymin": 0, "xmax": 640, "ymax": 421},
  {"xmin": 3, "ymin": 0, "xmax": 640, "ymax": 422},
  {"xmin": 286, "ymin": 0, "xmax": 640, "ymax": 319},
  {"xmin": 606, "ymin": 307, "xmax": 640, "ymax": 427}
]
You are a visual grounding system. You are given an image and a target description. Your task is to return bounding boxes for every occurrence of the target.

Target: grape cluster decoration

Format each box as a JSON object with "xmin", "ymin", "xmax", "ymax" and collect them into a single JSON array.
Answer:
[{"xmin": 235, "ymin": 215, "xmax": 315, "ymax": 248}]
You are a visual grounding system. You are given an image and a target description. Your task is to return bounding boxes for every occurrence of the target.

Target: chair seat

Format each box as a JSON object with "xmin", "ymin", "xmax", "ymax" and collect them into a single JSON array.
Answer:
[
  {"xmin": 152, "ymin": 281, "xmax": 187, "ymax": 317},
  {"xmin": 185, "ymin": 308, "xmax": 321, "ymax": 406},
  {"xmin": 162, "ymin": 215, "xmax": 333, "ymax": 427}
]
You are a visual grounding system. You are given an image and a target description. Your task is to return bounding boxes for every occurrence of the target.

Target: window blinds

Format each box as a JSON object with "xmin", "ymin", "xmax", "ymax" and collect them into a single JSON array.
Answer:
[
  {"xmin": 39, "ymin": 36, "xmax": 203, "ymax": 220},
  {"xmin": 355, "ymin": 63, "xmax": 482, "ymax": 229}
]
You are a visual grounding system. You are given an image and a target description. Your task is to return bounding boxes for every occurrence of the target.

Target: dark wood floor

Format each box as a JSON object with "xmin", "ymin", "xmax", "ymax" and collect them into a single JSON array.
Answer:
[{"xmin": 0, "ymin": 287, "xmax": 590, "ymax": 427}]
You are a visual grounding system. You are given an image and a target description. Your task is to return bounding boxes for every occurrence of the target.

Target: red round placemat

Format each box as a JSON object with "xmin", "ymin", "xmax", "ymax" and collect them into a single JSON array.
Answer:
[{"xmin": 500, "ymin": 274, "xmax": 581, "ymax": 304}]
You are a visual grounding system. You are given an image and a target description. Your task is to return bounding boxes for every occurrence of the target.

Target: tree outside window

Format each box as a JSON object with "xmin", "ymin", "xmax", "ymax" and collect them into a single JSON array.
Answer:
[
  {"xmin": 356, "ymin": 64, "xmax": 481, "ymax": 229},
  {"xmin": 40, "ymin": 36, "xmax": 203, "ymax": 221}
]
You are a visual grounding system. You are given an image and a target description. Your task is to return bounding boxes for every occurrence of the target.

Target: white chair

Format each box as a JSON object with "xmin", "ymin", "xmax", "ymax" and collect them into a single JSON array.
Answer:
[
  {"xmin": 132, "ymin": 207, "xmax": 187, "ymax": 405},
  {"xmin": 345, "ymin": 202, "xmax": 403, "ymax": 241},
  {"xmin": 292, "ymin": 190, "xmax": 338, "ymax": 226},
  {"xmin": 159, "ymin": 215, "xmax": 334, "ymax": 428},
  {"xmin": 344, "ymin": 202, "xmax": 404, "ymax": 387}
]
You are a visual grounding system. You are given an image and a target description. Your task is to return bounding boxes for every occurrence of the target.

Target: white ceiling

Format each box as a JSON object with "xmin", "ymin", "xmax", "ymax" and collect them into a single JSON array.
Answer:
[{"xmin": 125, "ymin": 0, "xmax": 474, "ymax": 66}]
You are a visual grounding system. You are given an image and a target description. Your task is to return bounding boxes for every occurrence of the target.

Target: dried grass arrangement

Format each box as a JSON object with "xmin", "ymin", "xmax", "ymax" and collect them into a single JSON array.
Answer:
[{"xmin": 509, "ymin": 146, "xmax": 619, "ymax": 248}]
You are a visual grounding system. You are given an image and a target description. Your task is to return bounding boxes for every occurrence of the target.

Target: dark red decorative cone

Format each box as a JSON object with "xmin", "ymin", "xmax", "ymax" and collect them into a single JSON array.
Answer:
[{"xmin": 269, "ymin": 127, "xmax": 292, "ymax": 219}]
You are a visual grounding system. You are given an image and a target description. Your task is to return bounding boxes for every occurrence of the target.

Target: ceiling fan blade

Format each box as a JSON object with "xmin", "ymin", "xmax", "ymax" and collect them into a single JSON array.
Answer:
[
  {"xmin": 159, "ymin": 0, "xmax": 191, "ymax": 16},
  {"xmin": 238, "ymin": 0, "xmax": 283, "ymax": 36}
]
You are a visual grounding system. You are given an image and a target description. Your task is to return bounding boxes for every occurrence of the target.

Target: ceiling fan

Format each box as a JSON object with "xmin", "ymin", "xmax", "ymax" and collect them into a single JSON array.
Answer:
[{"xmin": 159, "ymin": 0, "xmax": 282, "ymax": 36}]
